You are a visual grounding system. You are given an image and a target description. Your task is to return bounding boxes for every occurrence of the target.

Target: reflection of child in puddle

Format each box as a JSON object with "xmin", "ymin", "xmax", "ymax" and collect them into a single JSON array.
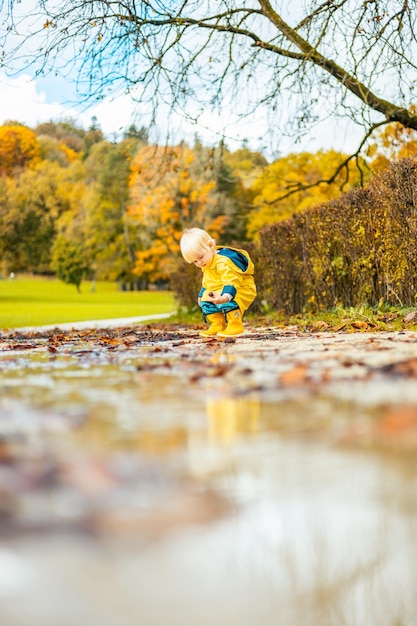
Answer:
[
  {"xmin": 206, "ymin": 395, "xmax": 260, "ymax": 444},
  {"xmin": 180, "ymin": 227, "xmax": 256, "ymax": 337}
]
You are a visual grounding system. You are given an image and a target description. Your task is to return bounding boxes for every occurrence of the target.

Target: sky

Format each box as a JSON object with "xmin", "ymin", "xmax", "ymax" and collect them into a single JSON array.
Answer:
[
  {"xmin": 0, "ymin": 67, "xmax": 365, "ymax": 160},
  {"xmin": 0, "ymin": 0, "xmax": 372, "ymax": 160}
]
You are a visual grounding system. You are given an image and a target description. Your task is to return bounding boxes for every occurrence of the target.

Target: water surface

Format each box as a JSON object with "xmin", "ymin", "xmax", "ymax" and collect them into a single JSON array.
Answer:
[{"xmin": 1, "ymin": 334, "xmax": 417, "ymax": 626}]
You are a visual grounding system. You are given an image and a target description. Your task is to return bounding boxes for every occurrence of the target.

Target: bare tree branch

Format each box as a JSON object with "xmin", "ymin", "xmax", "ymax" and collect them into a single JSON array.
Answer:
[
  {"xmin": 257, "ymin": 0, "xmax": 417, "ymax": 128},
  {"xmin": 265, "ymin": 120, "xmax": 390, "ymax": 204},
  {"xmin": 2, "ymin": 0, "xmax": 417, "ymax": 154}
]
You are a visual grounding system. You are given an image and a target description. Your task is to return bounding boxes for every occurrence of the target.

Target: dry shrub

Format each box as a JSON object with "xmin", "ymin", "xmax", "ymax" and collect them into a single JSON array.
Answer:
[
  {"xmin": 368, "ymin": 157, "xmax": 417, "ymax": 304},
  {"xmin": 258, "ymin": 158, "xmax": 417, "ymax": 313}
]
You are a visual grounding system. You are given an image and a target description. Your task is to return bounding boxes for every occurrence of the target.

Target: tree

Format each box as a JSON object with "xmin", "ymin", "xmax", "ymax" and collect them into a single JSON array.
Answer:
[
  {"xmin": 0, "ymin": 160, "xmax": 84, "ymax": 272},
  {"xmin": 128, "ymin": 143, "xmax": 227, "ymax": 283},
  {"xmin": 2, "ymin": 0, "xmax": 417, "ymax": 183},
  {"xmin": 35, "ymin": 120, "xmax": 86, "ymax": 154},
  {"xmin": 0, "ymin": 124, "xmax": 40, "ymax": 176},
  {"xmin": 192, "ymin": 138, "xmax": 256, "ymax": 243},
  {"xmin": 247, "ymin": 149, "xmax": 364, "ymax": 239},
  {"xmin": 83, "ymin": 139, "xmax": 144, "ymax": 285},
  {"xmin": 37, "ymin": 134, "xmax": 79, "ymax": 167},
  {"xmin": 222, "ymin": 145, "xmax": 268, "ymax": 239},
  {"xmin": 51, "ymin": 235, "xmax": 88, "ymax": 291},
  {"xmin": 224, "ymin": 147, "xmax": 268, "ymax": 188},
  {"xmin": 82, "ymin": 116, "xmax": 105, "ymax": 159},
  {"xmin": 123, "ymin": 124, "xmax": 149, "ymax": 144}
]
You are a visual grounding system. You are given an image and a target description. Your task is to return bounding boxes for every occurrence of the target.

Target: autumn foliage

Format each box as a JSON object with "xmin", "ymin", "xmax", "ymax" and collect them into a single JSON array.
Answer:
[
  {"xmin": 247, "ymin": 150, "xmax": 363, "ymax": 239},
  {"xmin": 2, "ymin": 117, "xmax": 417, "ymax": 313},
  {"xmin": 128, "ymin": 144, "xmax": 225, "ymax": 283},
  {"xmin": 0, "ymin": 124, "xmax": 40, "ymax": 176}
]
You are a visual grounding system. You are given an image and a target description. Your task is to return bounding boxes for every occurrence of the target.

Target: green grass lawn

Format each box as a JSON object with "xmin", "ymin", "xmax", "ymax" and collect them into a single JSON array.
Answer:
[{"xmin": 0, "ymin": 276, "xmax": 176, "ymax": 329}]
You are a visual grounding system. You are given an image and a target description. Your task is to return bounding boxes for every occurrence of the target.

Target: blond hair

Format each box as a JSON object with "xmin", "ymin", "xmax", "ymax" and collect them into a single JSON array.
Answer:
[{"xmin": 180, "ymin": 228, "xmax": 215, "ymax": 263}]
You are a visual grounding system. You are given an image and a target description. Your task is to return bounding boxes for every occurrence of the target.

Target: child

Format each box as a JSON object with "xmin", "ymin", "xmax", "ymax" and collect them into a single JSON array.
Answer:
[{"xmin": 180, "ymin": 227, "xmax": 256, "ymax": 337}]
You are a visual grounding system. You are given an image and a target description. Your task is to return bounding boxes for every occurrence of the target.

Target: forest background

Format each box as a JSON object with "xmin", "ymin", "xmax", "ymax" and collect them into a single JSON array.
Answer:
[{"xmin": 1, "ymin": 117, "xmax": 417, "ymax": 317}]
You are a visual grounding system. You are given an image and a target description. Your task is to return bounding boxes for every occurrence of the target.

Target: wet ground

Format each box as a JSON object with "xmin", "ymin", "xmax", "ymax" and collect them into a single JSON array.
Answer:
[{"xmin": 1, "ymin": 323, "xmax": 417, "ymax": 626}]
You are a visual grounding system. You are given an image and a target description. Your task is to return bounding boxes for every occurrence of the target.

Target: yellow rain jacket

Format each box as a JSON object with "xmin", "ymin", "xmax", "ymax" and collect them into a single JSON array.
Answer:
[{"xmin": 199, "ymin": 246, "xmax": 256, "ymax": 313}]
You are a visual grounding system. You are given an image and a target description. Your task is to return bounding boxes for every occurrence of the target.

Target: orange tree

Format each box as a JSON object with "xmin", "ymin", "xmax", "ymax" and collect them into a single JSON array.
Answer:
[{"xmin": 127, "ymin": 143, "xmax": 229, "ymax": 285}]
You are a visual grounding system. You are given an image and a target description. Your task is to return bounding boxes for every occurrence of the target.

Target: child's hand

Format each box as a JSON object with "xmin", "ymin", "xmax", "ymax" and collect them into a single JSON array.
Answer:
[
  {"xmin": 201, "ymin": 291, "xmax": 229, "ymax": 304},
  {"xmin": 210, "ymin": 293, "xmax": 229, "ymax": 304},
  {"xmin": 201, "ymin": 290, "xmax": 218, "ymax": 302}
]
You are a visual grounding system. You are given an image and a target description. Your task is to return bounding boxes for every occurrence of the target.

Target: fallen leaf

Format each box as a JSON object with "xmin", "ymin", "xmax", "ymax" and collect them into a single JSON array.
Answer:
[
  {"xmin": 351, "ymin": 320, "xmax": 369, "ymax": 330},
  {"xmin": 311, "ymin": 321, "xmax": 330, "ymax": 331},
  {"xmin": 333, "ymin": 322, "xmax": 348, "ymax": 331}
]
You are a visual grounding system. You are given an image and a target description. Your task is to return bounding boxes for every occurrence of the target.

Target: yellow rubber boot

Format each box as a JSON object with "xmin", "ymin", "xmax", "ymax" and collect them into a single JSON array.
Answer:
[
  {"xmin": 200, "ymin": 312, "xmax": 226, "ymax": 337},
  {"xmin": 217, "ymin": 309, "xmax": 244, "ymax": 337}
]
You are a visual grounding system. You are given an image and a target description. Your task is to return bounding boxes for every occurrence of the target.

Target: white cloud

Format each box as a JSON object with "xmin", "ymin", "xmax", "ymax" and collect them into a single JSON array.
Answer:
[
  {"xmin": 78, "ymin": 93, "xmax": 140, "ymax": 137},
  {"xmin": 0, "ymin": 71, "xmax": 258, "ymax": 148},
  {"xmin": 0, "ymin": 71, "xmax": 139, "ymax": 134},
  {"xmin": 0, "ymin": 72, "xmax": 160, "ymax": 140},
  {"xmin": 0, "ymin": 72, "xmax": 74, "ymax": 126}
]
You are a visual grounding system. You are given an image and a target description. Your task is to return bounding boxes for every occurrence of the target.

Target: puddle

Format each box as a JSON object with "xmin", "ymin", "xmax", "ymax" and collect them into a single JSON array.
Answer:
[{"xmin": 1, "ymin": 341, "xmax": 417, "ymax": 625}]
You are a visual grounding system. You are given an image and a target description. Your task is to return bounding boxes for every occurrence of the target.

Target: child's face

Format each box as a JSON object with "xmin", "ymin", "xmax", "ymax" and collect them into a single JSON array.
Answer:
[{"xmin": 192, "ymin": 243, "xmax": 215, "ymax": 268}]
